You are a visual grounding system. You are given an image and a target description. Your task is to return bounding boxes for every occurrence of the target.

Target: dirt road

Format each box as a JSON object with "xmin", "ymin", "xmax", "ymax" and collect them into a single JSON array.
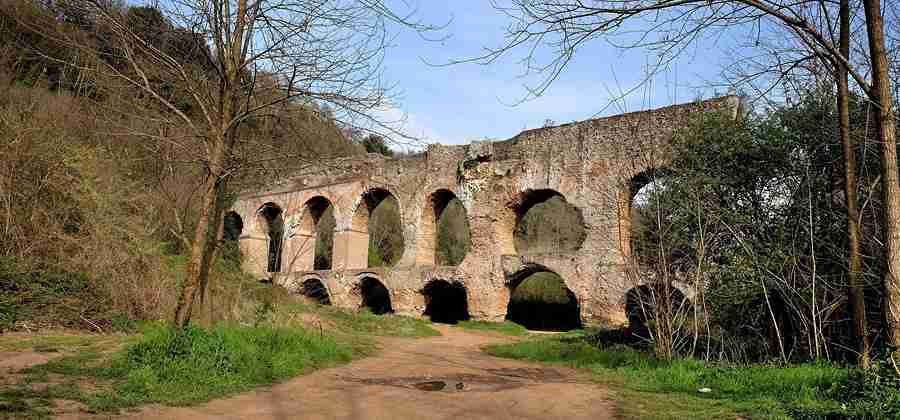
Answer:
[{"xmin": 129, "ymin": 325, "xmax": 615, "ymax": 420}]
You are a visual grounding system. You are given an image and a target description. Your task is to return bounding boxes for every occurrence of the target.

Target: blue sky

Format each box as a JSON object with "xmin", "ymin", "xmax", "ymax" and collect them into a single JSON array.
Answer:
[{"xmin": 380, "ymin": 1, "xmax": 740, "ymax": 147}]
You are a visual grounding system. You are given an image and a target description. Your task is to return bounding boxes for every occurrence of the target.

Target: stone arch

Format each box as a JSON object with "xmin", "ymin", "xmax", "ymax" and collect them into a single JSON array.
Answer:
[
  {"xmin": 298, "ymin": 275, "xmax": 331, "ymax": 305},
  {"xmin": 257, "ymin": 202, "xmax": 284, "ymax": 273},
  {"xmin": 617, "ymin": 168, "xmax": 669, "ymax": 263},
  {"xmin": 297, "ymin": 196, "xmax": 335, "ymax": 271},
  {"xmin": 501, "ymin": 189, "xmax": 586, "ymax": 256},
  {"xmin": 416, "ymin": 189, "xmax": 471, "ymax": 266},
  {"xmin": 624, "ymin": 283, "xmax": 690, "ymax": 339},
  {"xmin": 505, "ymin": 265, "xmax": 582, "ymax": 331},
  {"xmin": 421, "ymin": 279, "xmax": 470, "ymax": 324},
  {"xmin": 355, "ymin": 275, "xmax": 393, "ymax": 315},
  {"xmin": 345, "ymin": 188, "xmax": 404, "ymax": 269}
]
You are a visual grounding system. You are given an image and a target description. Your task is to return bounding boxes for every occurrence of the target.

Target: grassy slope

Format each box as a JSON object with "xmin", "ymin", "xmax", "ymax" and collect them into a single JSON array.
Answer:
[
  {"xmin": 456, "ymin": 321, "xmax": 529, "ymax": 337},
  {"xmin": 0, "ymin": 299, "xmax": 438, "ymax": 418},
  {"xmin": 485, "ymin": 332, "xmax": 853, "ymax": 420}
]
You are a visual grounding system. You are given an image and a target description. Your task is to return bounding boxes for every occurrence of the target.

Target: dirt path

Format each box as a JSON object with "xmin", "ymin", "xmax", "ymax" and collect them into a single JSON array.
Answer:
[{"xmin": 129, "ymin": 325, "xmax": 616, "ymax": 420}]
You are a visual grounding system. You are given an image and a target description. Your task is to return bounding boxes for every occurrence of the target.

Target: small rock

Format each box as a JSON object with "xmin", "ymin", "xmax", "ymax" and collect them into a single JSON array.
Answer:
[{"xmin": 698, "ymin": 387, "xmax": 713, "ymax": 393}]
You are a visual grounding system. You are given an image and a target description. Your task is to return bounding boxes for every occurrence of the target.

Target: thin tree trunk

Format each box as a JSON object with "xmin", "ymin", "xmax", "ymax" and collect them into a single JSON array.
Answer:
[
  {"xmin": 173, "ymin": 140, "xmax": 227, "ymax": 328},
  {"xmin": 839, "ymin": 0, "xmax": 871, "ymax": 367},
  {"xmin": 863, "ymin": 0, "xmax": 900, "ymax": 346}
]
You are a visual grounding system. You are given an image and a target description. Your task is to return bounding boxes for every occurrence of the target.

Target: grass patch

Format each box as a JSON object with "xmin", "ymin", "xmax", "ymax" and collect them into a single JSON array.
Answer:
[
  {"xmin": 3, "ymin": 280, "xmax": 440, "ymax": 416},
  {"xmin": 457, "ymin": 320, "xmax": 528, "ymax": 336},
  {"xmin": 271, "ymin": 303, "xmax": 439, "ymax": 355},
  {"xmin": 21, "ymin": 322, "xmax": 352, "ymax": 412},
  {"xmin": 0, "ymin": 334, "xmax": 97, "ymax": 353},
  {"xmin": 485, "ymin": 332, "xmax": 864, "ymax": 419}
]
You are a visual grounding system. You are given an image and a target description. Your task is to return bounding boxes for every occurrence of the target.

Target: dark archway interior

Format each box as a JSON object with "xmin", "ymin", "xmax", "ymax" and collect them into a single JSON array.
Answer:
[
  {"xmin": 222, "ymin": 211, "xmax": 244, "ymax": 263},
  {"xmin": 223, "ymin": 211, "xmax": 243, "ymax": 240},
  {"xmin": 625, "ymin": 284, "xmax": 688, "ymax": 339},
  {"xmin": 360, "ymin": 277, "xmax": 393, "ymax": 315},
  {"xmin": 513, "ymin": 189, "xmax": 586, "ymax": 255},
  {"xmin": 259, "ymin": 203, "xmax": 284, "ymax": 273},
  {"xmin": 300, "ymin": 278, "xmax": 331, "ymax": 305},
  {"xmin": 431, "ymin": 190, "xmax": 471, "ymax": 266},
  {"xmin": 305, "ymin": 196, "xmax": 335, "ymax": 270},
  {"xmin": 423, "ymin": 280, "xmax": 470, "ymax": 324},
  {"xmin": 506, "ymin": 270, "xmax": 581, "ymax": 331}
]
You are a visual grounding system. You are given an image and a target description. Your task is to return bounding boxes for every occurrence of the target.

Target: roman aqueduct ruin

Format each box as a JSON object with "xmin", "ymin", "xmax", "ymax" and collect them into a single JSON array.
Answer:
[{"xmin": 227, "ymin": 97, "xmax": 740, "ymax": 327}]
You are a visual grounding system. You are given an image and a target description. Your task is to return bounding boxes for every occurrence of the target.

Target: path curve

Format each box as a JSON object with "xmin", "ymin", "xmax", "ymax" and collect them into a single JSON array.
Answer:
[{"xmin": 129, "ymin": 325, "xmax": 615, "ymax": 420}]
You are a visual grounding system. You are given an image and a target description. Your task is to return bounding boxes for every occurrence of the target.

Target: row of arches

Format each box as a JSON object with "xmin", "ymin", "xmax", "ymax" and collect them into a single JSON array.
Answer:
[
  {"xmin": 296, "ymin": 270, "xmax": 687, "ymax": 333},
  {"xmin": 228, "ymin": 186, "xmax": 591, "ymax": 275},
  {"xmin": 295, "ymin": 268, "xmax": 584, "ymax": 331}
]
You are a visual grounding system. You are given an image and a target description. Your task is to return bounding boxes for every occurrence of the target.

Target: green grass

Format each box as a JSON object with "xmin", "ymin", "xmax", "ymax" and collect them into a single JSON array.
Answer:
[
  {"xmin": 1, "ymin": 270, "xmax": 441, "ymax": 417},
  {"xmin": 457, "ymin": 320, "xmax": 529, "ymax": 336},
  {"xmin": 19, "ymin": 322, "xmax": 353, "ymax": 412},
  {"xmin": 273, "ymin": 303, "xmax": 440, "ymax": 356},
  {"xmin": 485, "ymin": 332, "xmax": 861, "ymax": 419},
  {"xmin": 0, "ymin": 334, "xmax": 98, "ymax": 353}
]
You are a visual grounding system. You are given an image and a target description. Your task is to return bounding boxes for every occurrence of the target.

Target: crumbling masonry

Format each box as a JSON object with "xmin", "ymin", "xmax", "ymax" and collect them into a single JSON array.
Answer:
[{"xmin": 229, "ymin": 97, "xmax": 740, "ymax": 325}]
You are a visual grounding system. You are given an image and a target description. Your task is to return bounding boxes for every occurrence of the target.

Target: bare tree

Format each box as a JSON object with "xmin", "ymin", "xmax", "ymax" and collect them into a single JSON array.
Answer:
[
  {"xmin": 15, "ymin": 0, "xmax": 429, "ymax": 327},
  {"xmin": 476, "ymin": 0, "xmax": 897, "ymax": 349}
]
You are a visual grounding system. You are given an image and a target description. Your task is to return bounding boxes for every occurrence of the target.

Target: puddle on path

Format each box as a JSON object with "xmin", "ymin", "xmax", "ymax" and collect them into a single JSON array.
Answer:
[
  {"xmin": 343, "ymin": 367, "xmax": 570, "ymax": 393},
  {"xmin": 413, "ymin": 381, "xmax": 447, "ymax": 391}
]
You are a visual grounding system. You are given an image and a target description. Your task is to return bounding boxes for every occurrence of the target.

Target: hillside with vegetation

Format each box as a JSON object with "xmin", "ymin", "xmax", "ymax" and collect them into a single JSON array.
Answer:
[{"xmin": 0, "ymin": 0, "xmax": 364, "ymax": 330}]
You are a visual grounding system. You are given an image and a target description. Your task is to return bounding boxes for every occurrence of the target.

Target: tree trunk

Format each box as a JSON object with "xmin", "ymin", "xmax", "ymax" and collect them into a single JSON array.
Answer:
[
  {"xmin": 839, "ymin": 0, "xmax": 871, "ymax": 367},
  {"xmin": 173, "ymin": 140, "xmax": 227, "ymax": 328},
  {"xmin": 863, "ymin": 0, "xmax": 900, "ymax": 346}
]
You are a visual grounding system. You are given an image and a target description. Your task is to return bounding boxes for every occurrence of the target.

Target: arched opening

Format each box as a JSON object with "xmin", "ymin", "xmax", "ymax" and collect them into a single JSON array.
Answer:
[
  {"xmin": 422, "ymin": 280, "xmax": 470, "ymax": 324},
  {"xmin": 417, "ymin": 189, "xmax": 471, "ymax": 266},
  {"xmin": 303, "ymin": 196, "xmax": 335, "ymax": 270},
  {"xmin": 359, "ymin": 276, "xmax": 392, "ymax": 315},
  {"xmin": 625, "ymin": 284, "xmax": 689, "ymax": 340},
  {"xmin": 257, "ymin": 202, "xmax": 284, "ymax": 273},
  {"xmin": 506, "ymin": 268, "xmax": 581, "ymax": 331},
  {"xmin": 619, "ymin": 168, "xmax": 668, "ymax": 263},
  {"xmin": 352, "ymin": 188, "xmax": 404, "ymax": 268},
  {"xmin": 299, "ymin": 278, "xmax": 331, "ymax": 305},
  {"xmin": 512, "ymin": 189, "xmax": 585, "ymax": 255}
]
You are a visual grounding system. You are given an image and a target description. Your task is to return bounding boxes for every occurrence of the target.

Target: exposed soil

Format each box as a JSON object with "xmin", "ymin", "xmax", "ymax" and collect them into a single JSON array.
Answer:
[
  {"xmin": 128, "ymin": 325, "xmax": 615, "ymax": 419},
  {"xmin": 0, "ymin": 351, "xmax": 56, "ymax": 373}
]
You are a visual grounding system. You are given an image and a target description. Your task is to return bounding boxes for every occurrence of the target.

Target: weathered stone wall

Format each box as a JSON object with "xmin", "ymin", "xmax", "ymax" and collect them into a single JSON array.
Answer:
[{"xmin": 230, "ymin": 97, "xmax": 739, "ymax": 325}]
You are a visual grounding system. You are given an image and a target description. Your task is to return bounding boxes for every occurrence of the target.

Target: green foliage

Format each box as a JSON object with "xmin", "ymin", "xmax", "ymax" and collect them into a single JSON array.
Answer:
[
  {"xmin": 510, "ymin": 272, "xmax": 572, "ymax": 304},
  {"xmin": 630, "ymin": 94, "xmax": 891, "ymax": 362},
  {"xmin": 0, "ymin": 256, "xmax": 114, "ymax": 332},
  {"xmin": 361, "ymin": 134, "xmax": 394, "ymax": 156},
  {"xmin": 457, "ymin": 321, "xmax": 529, "ymax": 336},
  {"xmin": 368, "ymin": 196, "xmax": 404, "ymax": 267},
  {"xmin": 515, "ymin": 195, "xmax": 585, "ymax": 254},
  {"xmin": 314, "ymin": 205, "xmax": 336, "ymax": 270},
  {"xmin": 486, "ymin": 333, "xmax": 877, "ymax": 419},
  {"xmin": 435, "ymin": 198, "xmax": 471, "ymax": 266}
]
